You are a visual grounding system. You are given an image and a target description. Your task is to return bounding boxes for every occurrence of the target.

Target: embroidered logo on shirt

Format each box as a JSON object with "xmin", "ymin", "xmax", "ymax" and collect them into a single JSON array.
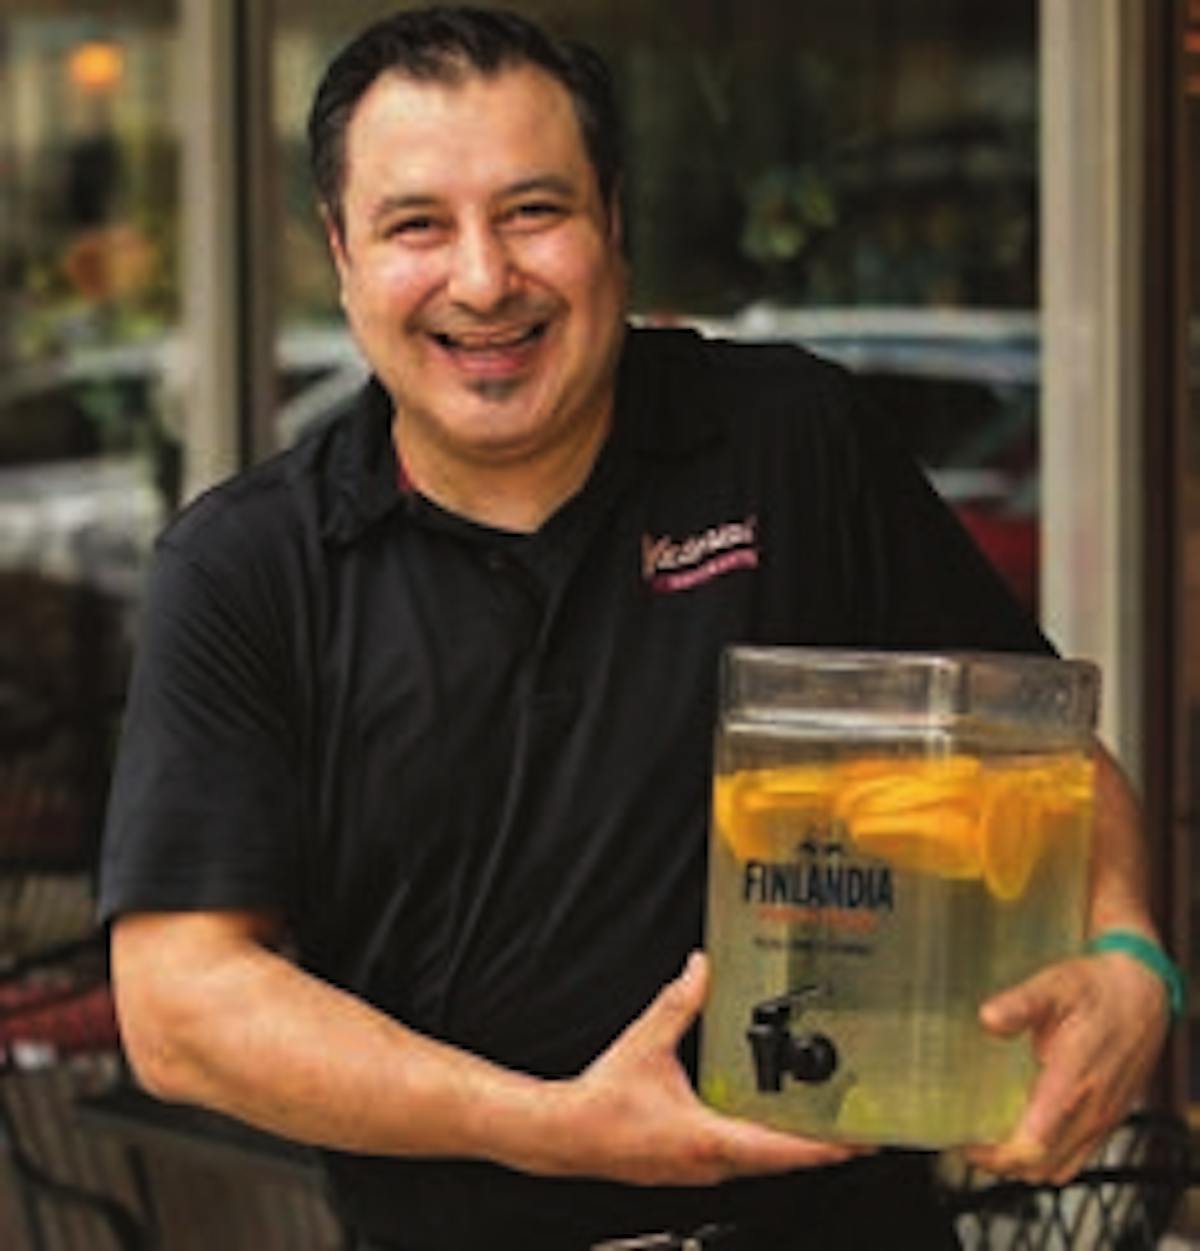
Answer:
[{"xmin": 642, "ymin": 516, "xmax": 759, "ymax": 592}]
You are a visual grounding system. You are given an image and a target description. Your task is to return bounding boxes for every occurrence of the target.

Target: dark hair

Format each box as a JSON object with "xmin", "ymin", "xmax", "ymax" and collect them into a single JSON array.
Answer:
[{"xmin": 308, "ymin": 5, "xmax": 622, "ymax": 238}]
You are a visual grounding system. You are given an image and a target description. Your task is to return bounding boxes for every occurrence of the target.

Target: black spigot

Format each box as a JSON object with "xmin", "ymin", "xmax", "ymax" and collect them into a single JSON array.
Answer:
[{"xmin": 746, "ymin": 988, "xmax": 839, "ymax": 1092}]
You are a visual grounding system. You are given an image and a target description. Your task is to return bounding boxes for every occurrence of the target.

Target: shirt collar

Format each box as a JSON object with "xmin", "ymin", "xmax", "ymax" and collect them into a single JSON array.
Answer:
[
  {"xmin": 312, "ymin": 325, "xmax": 723, "ymax": 547},
  {"xmin": 308, "ymin": 377, "xmax": 402, "ymax": 546}
]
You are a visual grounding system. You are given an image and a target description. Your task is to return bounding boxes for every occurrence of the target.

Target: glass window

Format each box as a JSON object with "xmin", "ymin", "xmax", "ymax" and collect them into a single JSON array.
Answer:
[
  {"xmin": 271, "ymin": 0, "xmax": 1038, "ymax": 609},
  {"xmin": 0, "ymin": 4, "xmax": 180, "ymax": 902}
]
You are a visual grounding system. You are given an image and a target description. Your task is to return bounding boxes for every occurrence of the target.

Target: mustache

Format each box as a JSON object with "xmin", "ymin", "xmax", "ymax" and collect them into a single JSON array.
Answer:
[{"xmin": 426, "ymin": 297, "xmax": 557, "ymax": 341}]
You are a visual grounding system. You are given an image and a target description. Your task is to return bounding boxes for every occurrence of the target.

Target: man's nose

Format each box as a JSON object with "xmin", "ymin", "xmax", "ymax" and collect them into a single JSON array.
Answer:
[{"xmin": 446, "ymin": 223, "xmax": 515, "ymax": 311}]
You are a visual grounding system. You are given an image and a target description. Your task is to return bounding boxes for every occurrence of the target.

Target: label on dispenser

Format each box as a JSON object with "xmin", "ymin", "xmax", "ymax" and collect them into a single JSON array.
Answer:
[
  {"xmin": 700, "ymin": 750, "xmax": 1094, "ymax": 1148},
  {"xmin": 740, "ymin": 829, "xmax": 894, "ymax": 967}
]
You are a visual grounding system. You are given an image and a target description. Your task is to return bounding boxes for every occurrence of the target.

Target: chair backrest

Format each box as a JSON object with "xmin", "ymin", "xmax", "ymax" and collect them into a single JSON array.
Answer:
[
  {"xmin": 945, "ymin": 1112, "xmax": 1195, "ymax": 1250},
  {"xmin": 0, "ymin": 569, "xmax": 145, "ymax": 1249}
]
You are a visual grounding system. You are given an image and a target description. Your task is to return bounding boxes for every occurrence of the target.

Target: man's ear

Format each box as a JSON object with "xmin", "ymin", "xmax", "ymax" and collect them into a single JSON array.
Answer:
[{"xmin": 320, "ymin": 203, "xmax": 351, "ymax": 284}]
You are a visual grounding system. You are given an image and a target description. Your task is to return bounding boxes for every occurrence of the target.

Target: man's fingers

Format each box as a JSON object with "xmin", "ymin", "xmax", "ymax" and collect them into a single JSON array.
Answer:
[
  {"xmin": 979, "ymin": 964, "xmax": 1067, "ymax": 1039},
  {"xmin": 620, "ymin": 950, "xmax": 709, "ymax": 1053},
  {"xmin": 970, "ymin": 1094, "xmax": 1079, "ymax": 1180},
  {"xmin": 978, "ymin": 987, "xmax": 1030, "ymax": 1037},
  {"xmin": 965, "ymin": 1121, "xmax": 1105, "ymax": 1186},
  {"xmin": 710, "ymin": 1112, "xmax": 864, "ymax": 1175},
  {"xmin": 964, "ymin": 1132, "xmax": 1048, "ymax": 1178}
]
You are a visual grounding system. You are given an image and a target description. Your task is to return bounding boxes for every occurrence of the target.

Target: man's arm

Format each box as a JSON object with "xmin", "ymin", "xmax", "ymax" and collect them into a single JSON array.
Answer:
[
  {"xmin": 967, "ymin": 744, "xmax": 1170, "ymax": 1182},
  {"xmin": 1084, "ymin": 743, "xmax": 1158, "ymax": 937},
  {"xmin": 112, "ymin": 911, "xmax": 857, "ymax": 1186}
]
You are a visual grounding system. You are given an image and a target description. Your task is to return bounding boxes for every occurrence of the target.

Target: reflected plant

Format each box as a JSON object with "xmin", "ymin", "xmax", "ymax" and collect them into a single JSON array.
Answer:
[
  {"xmin": 4, "ymin": 207, "xmax": 183, "ymax": 508},
  {"xmin": 13, "ymin": 215, "xmax": 176, "ymax": 359},
  {"xmin": 740, "ymin": 165, "xmax": 838, "ymax": 267}
]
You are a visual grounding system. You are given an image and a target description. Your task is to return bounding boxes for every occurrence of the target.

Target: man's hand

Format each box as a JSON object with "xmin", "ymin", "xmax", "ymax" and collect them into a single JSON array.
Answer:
[
  {"xmin": 553, "ymin": 952, "xmax": 863, "ymax": 1186},
  {"xmin": 963, "ymin": 950, "xmax": 1169, "ymax": 1184}
]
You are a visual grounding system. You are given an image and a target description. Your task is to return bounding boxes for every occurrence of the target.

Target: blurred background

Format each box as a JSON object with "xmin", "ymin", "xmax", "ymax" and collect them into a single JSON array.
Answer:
[{"xmin": 0, "ymin": 0, "xmax": 1196, "ymax": 1247}]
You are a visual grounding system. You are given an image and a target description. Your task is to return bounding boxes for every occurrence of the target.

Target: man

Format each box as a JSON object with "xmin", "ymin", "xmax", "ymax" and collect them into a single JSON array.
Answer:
[{"xmin": 99, "ymin": 7, "xmax": 1172, "ymax": 1249}]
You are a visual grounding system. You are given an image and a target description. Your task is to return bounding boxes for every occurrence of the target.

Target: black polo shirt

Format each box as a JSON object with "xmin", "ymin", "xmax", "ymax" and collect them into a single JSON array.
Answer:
[{"xmin": 99, "ymin": 327, "xmax": 1047, "ymax": 1248}]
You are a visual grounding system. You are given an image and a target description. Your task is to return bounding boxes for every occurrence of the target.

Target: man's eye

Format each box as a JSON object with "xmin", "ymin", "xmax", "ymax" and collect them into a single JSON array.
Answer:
[
  {"xmin": 505, "ymin": 201, "xmax": 567, "ymax": 228},
  {"xmin": 386, "ymin": 217, "xmax": 442, "ymax": 240}
]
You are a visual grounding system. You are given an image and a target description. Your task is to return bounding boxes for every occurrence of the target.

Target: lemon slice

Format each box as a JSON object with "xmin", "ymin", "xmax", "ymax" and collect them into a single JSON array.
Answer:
[
  {"xmin": 849, "ymin": 803, "xmax": 982, "ymax": 879},
  {"xmin": 752, "ymin": 764, "xmax": 836, "ymax": 801},
  {"xmin": 833, "ymin": 757, "xmax": 901, "ymax": 788},
  {"xmin": 833, "ymin": 757, "xmax": 984, "ymax": 880},
  {"xmin": 713, "ymin": 767, "xmax": 833, "ymax": 861},
  {"xmin": 701, "ymin": 1071, "xmax": 734, "ymax": 1112},
  {"xmin": 1037, "ymin": 755, "xmax": 1096, "ymax": 816},
  {"xmin": 833, "ymin": 756, "xmax": 982, "ymax": 822},
  {"xmin": 837, "ymin": 1084, "xmax": 887, "ymax": 1137},
  {"xmin": 978, "ymin": 774, "xmax": 1044, "ymax": 901},
  {"xmin": 712, "ymin": 772, "xmax": 773, "ymax": 861}
]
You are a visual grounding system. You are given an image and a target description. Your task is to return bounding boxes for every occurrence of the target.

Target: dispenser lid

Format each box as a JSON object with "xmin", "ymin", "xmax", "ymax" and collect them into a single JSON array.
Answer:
[{"xmin": 721, "ymin": 647, "xmax": 1100, "ymax": 743}]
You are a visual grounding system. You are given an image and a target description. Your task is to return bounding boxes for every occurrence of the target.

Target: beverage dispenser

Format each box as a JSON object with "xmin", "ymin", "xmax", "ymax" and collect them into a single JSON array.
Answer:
[{"xmin": 699, "ymin": 647, "xmax": 1099, "ymax": 1147}]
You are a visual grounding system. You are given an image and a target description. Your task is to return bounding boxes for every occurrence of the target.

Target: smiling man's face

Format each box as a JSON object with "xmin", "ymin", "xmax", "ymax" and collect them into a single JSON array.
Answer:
[{"xmin": 328, "ymin": 62, "xmax": 628, "ymax": 502}]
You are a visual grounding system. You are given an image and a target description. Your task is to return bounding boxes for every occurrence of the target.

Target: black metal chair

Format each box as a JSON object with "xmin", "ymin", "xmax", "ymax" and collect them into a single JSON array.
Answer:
[
  {"xmin": 0, "ymin": 571, "xmax": 153, "ymax": 1251},
  {"xmin": 0, "ymin": 936, "xmax": 154, "ymax": 1251},
  {"xmin": 943, "ymin": 1111, "xmax": 1197, "ymax": 1250}
]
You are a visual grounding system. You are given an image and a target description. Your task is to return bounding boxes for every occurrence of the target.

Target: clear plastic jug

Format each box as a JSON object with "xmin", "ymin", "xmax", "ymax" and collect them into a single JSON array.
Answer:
[{"xmin": 699, "ymin": 647, "xmax": 1099, "ymax": 1148}]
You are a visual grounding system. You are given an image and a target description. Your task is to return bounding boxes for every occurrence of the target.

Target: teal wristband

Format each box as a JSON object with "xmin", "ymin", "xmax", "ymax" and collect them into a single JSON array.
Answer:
[{"xmin": 1085, "ymin": 929, "xmax": 1187, "ymax": 1019}]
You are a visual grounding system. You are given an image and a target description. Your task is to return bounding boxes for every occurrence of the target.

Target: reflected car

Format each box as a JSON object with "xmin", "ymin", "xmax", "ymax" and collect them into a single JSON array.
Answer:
[{"xmin": 0, "ymin": 327, "xmax": 366, "ymax": 600}]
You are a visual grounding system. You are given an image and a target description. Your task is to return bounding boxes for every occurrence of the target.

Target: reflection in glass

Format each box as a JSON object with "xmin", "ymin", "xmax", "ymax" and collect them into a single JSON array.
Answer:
[{"xmin": 0, "ymin": 5, "xmax": 179, "ymax": 917}]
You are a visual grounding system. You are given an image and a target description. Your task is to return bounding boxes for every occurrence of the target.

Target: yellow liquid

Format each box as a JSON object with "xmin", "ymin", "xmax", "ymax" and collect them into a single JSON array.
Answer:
[{"xmin": 700, "ymin": 734, "xmax": 1093, "ymax": 1147}]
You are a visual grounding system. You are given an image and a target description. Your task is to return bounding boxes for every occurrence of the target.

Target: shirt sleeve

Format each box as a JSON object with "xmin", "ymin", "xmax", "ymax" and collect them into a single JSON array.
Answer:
[{"xmin": 98, "ymin": 534, "xmax": 302, "ymax": 923}]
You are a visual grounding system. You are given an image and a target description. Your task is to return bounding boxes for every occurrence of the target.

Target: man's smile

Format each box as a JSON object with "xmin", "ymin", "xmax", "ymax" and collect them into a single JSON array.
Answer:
[
  {"xmin": 427, "ymin": 320, "xmax": 552, "ymax": 383},
  {"xmin": 429, "ymin": 321, "xmax": 549, "ymax": 352}
]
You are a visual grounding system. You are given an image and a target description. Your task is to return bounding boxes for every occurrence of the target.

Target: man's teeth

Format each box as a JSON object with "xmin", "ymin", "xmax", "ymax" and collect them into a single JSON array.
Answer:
[{"xmin": 435, "ymin": 324, "xmax": 544, "ymax": 350}]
